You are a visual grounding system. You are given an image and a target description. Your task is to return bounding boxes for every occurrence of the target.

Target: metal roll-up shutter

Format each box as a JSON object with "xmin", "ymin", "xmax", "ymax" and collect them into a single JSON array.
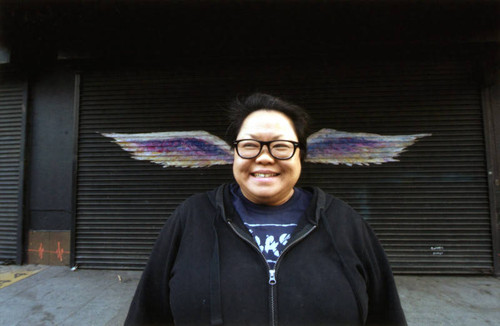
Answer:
[
  {"xmin": 76, "ymin": 59, "xmax": 493, "ymax": 273},
  {"xmin": 0, "ymin": 76, "xmax": 26, "ymax": 264}
]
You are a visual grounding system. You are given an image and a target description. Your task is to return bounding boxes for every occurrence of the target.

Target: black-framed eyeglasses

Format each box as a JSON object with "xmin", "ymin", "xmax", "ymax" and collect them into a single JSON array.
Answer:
[{"xmin": 233, "ymin": 139, "xmax": 300, "ymax": 160}]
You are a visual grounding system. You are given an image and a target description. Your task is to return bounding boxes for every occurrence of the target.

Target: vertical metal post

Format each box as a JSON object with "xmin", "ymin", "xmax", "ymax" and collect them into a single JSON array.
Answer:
[
  {"xmin": 16, "ymin": 81, "xmax": 29, "ymax": 265},
  {"xmin": 481, "ymin": 46, "xmax": 500, "ymax": 276},
  {"xmin": 70, "ymin": 73, "xmax": 81, "ymax": 267}
]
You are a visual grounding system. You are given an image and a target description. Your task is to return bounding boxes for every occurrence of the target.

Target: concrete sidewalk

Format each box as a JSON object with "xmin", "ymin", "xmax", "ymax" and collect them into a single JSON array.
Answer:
[
  {"xmin": 0, "ymin": 265, "xmax": 499, "ymax": 326},
  {"xmin": 395, "ymin": 275, "xmax": 499, "ymax": 326},
  {"xmin": 0, "ymin": 265, "xmax": 139, "ymax": 326}
]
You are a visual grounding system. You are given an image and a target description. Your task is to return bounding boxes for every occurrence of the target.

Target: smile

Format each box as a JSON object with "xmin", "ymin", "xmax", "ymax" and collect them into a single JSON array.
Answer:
[{"xmin": 252, "ymin": 173, "xmax": 279, "ymax": 178}]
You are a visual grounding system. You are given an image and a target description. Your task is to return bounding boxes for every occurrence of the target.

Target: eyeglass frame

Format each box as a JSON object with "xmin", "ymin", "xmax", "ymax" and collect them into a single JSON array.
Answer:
[{"xmin": 233, "ymin": 139, "xmax": 301, "ymax": 160}]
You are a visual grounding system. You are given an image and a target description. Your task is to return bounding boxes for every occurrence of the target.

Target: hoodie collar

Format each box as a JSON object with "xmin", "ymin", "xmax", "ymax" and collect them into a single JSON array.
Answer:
[{"xmin": 212, "ymin": 183, "xmax": 327, "ymax": 226}]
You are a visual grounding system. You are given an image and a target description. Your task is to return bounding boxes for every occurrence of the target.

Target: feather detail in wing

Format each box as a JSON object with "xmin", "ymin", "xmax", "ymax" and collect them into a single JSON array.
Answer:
[
  {"xmin": 101, "ymin": 131, "xmax": 233, "ymax": 168},
  {"xmin": 306, "ymin": 128, "xmax": 431, "ymax": 166}
]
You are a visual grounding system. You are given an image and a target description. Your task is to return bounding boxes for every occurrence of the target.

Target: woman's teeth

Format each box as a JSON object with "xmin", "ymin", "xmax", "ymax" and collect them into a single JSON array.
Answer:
[{"xmin": 253, "ymin": 173, "xmax": 278, "ymax": 178}]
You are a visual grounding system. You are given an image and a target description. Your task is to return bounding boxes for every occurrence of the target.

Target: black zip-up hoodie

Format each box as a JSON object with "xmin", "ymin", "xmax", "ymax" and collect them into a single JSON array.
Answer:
[{"xmin": 125, "ymin": 184, "xmax": 407, "ymax": 326}]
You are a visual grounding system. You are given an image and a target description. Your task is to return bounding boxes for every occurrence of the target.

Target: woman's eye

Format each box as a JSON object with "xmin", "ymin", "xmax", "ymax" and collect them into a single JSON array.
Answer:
[
  {"xmin": 242, "ymin": 142, "xmax": 259, "ymax": 148},
  {"xmin": 273, "ymin": 143, "xmax": 291, "ymax": 149}
]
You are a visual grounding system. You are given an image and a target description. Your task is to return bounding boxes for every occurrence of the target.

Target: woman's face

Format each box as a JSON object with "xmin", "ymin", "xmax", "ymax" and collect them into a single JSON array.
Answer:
[{"xmin": 233, "ymin": 110, "xmax": 302, "ymax": 206}]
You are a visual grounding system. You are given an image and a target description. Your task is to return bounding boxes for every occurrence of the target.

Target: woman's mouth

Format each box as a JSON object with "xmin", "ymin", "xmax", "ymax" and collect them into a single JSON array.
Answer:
[{"xmin": 252, "ymin": 172, "xmax": 279, "ymax": 178}]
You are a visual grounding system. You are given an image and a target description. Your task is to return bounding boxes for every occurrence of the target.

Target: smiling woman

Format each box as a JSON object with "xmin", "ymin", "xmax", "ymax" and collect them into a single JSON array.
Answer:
[
  {"xmin": 125, "ymin": 93, "xmax": 407, "ymax": 326},
  {"xmin": 232, "ymin": 110, "xmax": 302, "ymax": 206}
]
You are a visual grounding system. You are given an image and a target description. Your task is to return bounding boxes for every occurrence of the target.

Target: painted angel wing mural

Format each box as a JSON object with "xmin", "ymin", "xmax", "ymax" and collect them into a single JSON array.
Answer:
[
  {"xmin": 306, "ymin": 128, "xmax": 431, "ymax": 166},
  {"xmin": 101, "ymin": 131, "xmax": 233, "ymax": 168},
  {"xmin": 102, "ymin": 129, "xmax": 431, "ymax": 168}
]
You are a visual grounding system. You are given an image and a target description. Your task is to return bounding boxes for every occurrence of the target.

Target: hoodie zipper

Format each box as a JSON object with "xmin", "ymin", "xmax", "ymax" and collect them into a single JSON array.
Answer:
[
  {"xmin": 226, "ymin": 219, "xmax": 317, "ymax": 326},
  {"xmin": 226, "ymin": 220, "xmax": 274, "ymax": 325},
  {"xmin": 270, "ymin": 224, "xmax": 317, "ymax": 326}
]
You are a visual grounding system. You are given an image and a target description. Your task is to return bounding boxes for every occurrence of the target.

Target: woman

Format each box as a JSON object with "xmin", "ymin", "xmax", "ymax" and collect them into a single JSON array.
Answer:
[{"xmin": 125, "ymin": 93, "xmax": 407, "ymax": 326}]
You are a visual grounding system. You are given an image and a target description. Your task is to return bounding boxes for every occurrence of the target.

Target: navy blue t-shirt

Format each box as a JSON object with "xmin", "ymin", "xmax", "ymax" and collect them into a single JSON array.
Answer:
[{"xmin": 230, "ymin": 184, "xmax": 312, "ymax": 269}]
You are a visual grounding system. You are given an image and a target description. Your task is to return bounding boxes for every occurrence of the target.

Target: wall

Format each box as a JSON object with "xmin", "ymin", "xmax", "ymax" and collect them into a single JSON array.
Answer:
[
  {"xmin": 25, "ymin": 65, "xmax": 76, "ymax": 265},
  {"xmin": 0, "ymin": 1, "xmax": 498, "ymax": 272}
]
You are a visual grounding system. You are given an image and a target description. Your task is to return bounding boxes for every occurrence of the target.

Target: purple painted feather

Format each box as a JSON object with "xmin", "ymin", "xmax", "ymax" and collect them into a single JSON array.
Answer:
[
  {"xmin": 306, "ymin": 128, "xmax": 431, "ymax": 166},
  {"xmin": 102, "ymin": 131, "xmax": 233, "ymax": 168}
]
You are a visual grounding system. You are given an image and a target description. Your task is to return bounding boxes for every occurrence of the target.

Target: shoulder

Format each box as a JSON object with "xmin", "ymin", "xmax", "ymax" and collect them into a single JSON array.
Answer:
[
  {"xmin": 311, "ymin": 188, "xmax": 386, "ymax": 263},
  {"xmin": 309, "ymin": 187, "xmax": 364, "ymax": 221},
  {"xmin": 165, "ymin": 185, "xmax": 222, "ymax": 225},
  {"xmin": 180, "ymin": 191, "xmax": 215, "ymax": 210},
  {"xmin": 310, "ymin": 187, "xmax": 371, "ymax": 236}
]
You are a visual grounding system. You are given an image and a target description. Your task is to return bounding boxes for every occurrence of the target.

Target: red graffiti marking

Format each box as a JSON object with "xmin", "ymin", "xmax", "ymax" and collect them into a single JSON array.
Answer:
[
  {"xmin": 55, "ymin": 242, "xmax": 64, "ymax": 261},
  {"xmin": 28, "ymin": 242, "xmax": 70, "ymax": 262},
  {"xmin": 38, "ymin": 243, "xmax": 44, "ymax": 259}
]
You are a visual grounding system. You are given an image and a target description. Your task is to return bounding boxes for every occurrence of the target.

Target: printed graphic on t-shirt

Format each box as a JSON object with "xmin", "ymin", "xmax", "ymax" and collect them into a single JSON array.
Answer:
[{"xmin": 244, "ymin": 222, "xmax": 297, "ymax": 268}]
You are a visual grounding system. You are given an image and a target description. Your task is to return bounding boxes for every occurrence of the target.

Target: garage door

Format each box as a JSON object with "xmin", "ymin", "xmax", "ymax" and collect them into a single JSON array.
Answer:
[{"xmin": 75, "ymin": 59, "xmax": 493, "ymax": 274}]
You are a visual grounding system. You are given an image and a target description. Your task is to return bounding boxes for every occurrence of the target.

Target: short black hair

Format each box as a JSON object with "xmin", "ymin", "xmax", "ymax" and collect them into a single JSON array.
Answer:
[{"xmin": 226, "ymin": 93, "xmax": 310, "ymax": 161}]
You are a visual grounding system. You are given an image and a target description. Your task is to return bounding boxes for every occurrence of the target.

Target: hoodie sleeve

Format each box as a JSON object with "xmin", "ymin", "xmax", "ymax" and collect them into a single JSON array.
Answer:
[
  {"xmin": 124, "ymin": 205, "xmax": 185, "ymax": 326},
  {"xmin": 360, "ymin": 220, "xmax": 407, "ymax": 326}
]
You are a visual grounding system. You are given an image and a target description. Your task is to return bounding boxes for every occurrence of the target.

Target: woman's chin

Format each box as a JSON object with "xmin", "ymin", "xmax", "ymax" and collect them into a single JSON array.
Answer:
[{"xmin": 243, "ymin": 187, "xmax": 293, "ymax": 206}]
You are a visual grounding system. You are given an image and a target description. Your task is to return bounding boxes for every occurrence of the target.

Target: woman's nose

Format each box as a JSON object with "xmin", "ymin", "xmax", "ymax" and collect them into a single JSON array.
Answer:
[{"xmin": 255, "ymin": 145, "xmax": 275, "ymax": 163}]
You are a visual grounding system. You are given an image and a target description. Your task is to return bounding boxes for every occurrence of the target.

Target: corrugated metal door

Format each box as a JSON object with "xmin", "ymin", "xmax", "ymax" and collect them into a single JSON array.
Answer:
[
  {"xmin": 0, "ymin": 76, "xmax": 26, "ymax": 264},
  {"xmin": 75, "ymin": 59, "xmax": 493, "ymax": 273}
]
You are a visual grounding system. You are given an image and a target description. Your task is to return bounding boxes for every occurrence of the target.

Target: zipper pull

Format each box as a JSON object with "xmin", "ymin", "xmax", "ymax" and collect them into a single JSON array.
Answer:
[{"xmin": 269, "ymin": 269, "xmax": 277, "ymax": 285}]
